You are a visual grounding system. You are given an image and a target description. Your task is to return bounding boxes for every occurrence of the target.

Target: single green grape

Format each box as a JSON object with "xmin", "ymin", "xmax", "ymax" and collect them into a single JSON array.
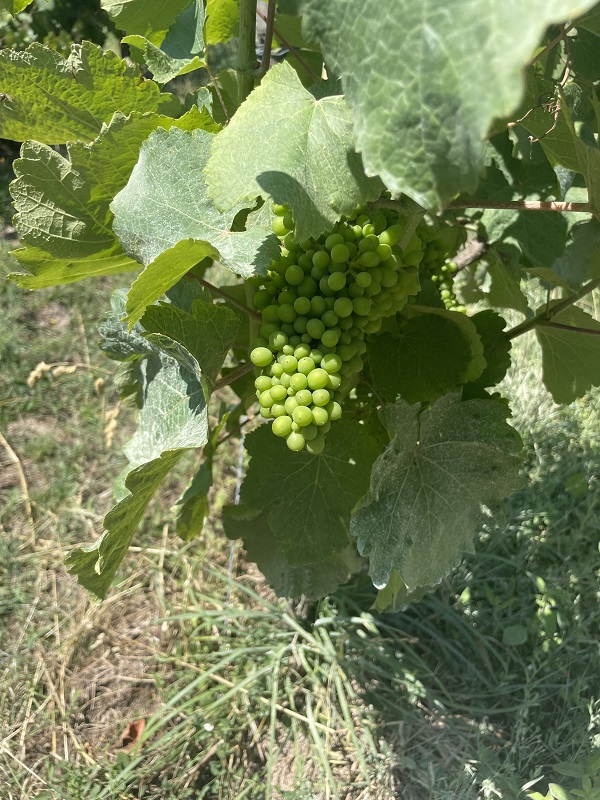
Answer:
[
  {"xmin": 295, "ymin": 389, "xmax": 313, "ymax": 406},
  {"xmin": 306, "ymin": 433, "xmax": 325, "ymax": 455},
  {"xmin": 286, "ymin": 431, "xmax": 306, "ymax": 451},
  {"xmin": 273, "ymin": 416, "xmax": 293, "ymax": 437},
  {"xmin": 330, "ymin": 243, "xmax": 350, "ymax": 263},
  {"xmin": 312, "ymin": 389, "xmax": 330, "ymax": 406},
  {"xmin": 292, "ymin": 406, "xmax": 313, "ymax": 427},
  {"xmin": 307, "ymin": 368, "xmax": 329, "ymax": 390},
  {"xmin": 251, "ymin": 347, "xmax": 274, "ymax": 367}
]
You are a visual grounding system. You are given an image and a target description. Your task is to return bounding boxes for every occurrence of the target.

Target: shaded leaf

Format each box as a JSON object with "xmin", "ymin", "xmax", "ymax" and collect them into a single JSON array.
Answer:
[
  {"xmin": 205, "ymin": 61, "xmax": 382, "ymax": 241},
  {"xmin": 462, "ymin": 310, "xmax": 512, "ymax": 399},
  {"xmin": 553, "ymin": 218, "xmax": 600, "ymax": 287},
  {"xmin": 0, "ymin": 42, "xmax": 178, "ymax": 144},
  {"xmin": 101, "ymin": 0, "xmax": 192, "ymax": 42},
  {"xmin": 536, "ymin": 303, "xmax": 600, "ymax": 402},
  {"xmin": 369, "ymin": 307, "xmax": 485, "ymax": 404},
  {"xmin": 351, "ymin": 393, "xmax": 523, "ymax": 590},
  {"xmin": 239, "ymin": 422, "xmax": 379, "ymax": 564}
]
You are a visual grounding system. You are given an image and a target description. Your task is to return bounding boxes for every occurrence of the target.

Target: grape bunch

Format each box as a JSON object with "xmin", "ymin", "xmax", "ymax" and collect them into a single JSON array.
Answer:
[
  {"xmin": 417, "ymin": 220, "xmax": 466, "ymax": 313},
  {"xmin": 249, "ymin": 204, "xmax": 423, "ymax": 453}
]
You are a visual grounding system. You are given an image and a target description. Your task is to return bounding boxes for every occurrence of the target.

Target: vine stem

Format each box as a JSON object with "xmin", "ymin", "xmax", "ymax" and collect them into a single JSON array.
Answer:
[
  {"xmin": 256, "ymin": 6, "xmax": 321, "ymax": 83},
  {"xmin": 213, "ymin": 361, "xmax": 255, "ymax": 392},
  {"xmin": 187, "ymin": 273, "xmax": 261, "ymax": 322},
  {"xmin": 507, "ymin": 276, "xmax": 600, "ymax": 340},
  {"xmin": 236, "ymin": 0, "xmax": 258, "ymax": 105},
  {"xmin": 447, "ymin": 199, "xmax": 590, "ymax": 212},
  {"xmin": 255, "ymin": 0, "xmax": 276, "ymax": 80}
]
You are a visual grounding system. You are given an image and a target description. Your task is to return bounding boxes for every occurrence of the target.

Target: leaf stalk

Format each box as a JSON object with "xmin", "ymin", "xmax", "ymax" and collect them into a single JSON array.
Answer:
[{"xmin": 507, "ymin": 276, "xmax": 600, "ymax": 339}]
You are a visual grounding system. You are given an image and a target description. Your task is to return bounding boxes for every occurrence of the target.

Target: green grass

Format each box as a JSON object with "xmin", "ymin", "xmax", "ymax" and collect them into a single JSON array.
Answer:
[{"xmin": 1, "ymin": 243, "xmax": 599, "ymax": 799}]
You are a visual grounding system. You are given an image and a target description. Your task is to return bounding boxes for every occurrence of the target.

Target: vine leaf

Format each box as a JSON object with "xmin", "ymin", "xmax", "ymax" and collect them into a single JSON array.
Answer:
[
  {"xmin": 223, "ymin": 505, "xmax": 360, "ymax": 599},
  {"xmin": 66, "ymin": 293, "xmax": 208, "ymax": 599},
  {"xmin": 0, "ymin": 42, "xmax": 178, "ymax": 144},
  {"xmin": 300, "ymin": 0, "xmax": 599, "ymax": 208},
  {"xmin": 100, "ymin": 0, "xmax": 192, "ymax": 41},
  {"xmin": 111, "ymin": 127, "xmax": 279, "ymax": 278},
  {"xmin": 351, "ymin": 393, "xmax": 523, "ymax": 590},
  {"xmin": 205, "ymin": 61, "xmax": 382, "ymax": 242},
  {"xmin": 124, "ymin": 240, "xmax": 218, "ymax": 326},
  {"xmin": 9, "ymin": 107, "xmax": 215, "ymax": 289},
  {"xmin": 462, "ymin": 311, "xmax": 512, "ymax": 399},
  {"xmin": 536, "ymin": 303, "xmax": 600, "ymax": 402},
  {"xmin": 205, "ymin": 0, "xmax": 239, "ymax": 45},
  {"xmin": 0, "ymin": 0, "xmax": 33, "ymax": 12},
  {"xmin": 484, "ymin": 247, "xmax": 529, "ymax": 314},
  {"xmin": 560, "ymin": 92, "xmax": 600, "ymax": 219},
  {"xmin": 553, "ymin": 219, "xmax": 600, "ymax": 287},
  {"xmin": 237, "ymin": 422, "xmax": 379, "ymax": 565},
  {"xmin": 368, "ymin": 307, "xmax": 485, "ymax": 404},
  {"xmin": 124, "ymin": 0, "xmax": 206, "ymax": 84},
  {"xmin": 141, "ymin": 293, "xmax": 240, "ymax": 384}
]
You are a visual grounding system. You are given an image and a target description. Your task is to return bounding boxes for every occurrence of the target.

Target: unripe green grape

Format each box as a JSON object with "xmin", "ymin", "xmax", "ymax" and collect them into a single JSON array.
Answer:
[
  {"xmin": 378, "ymin": 224, "xmax": 403, "ymax": 246},
  {"xmin": 272, "ymin": 217, "xmax": 289, "ymax": 237},
  {"xmin": 327, "ymin": 373, "xmax": 342, "ymax": 391},
  {"xmin": 260, "ymin": 324, "xmax": 278, "ymax": 341},
  {"xmin": 330, "ymin": 243, "xmax": 350, "ymax": 263},
  {"xmin": 259, "ymin": 389, "xmax": 274, "ymax": 408},
  {"xmin": 298, "ymin": 253, "xmax": 312, "ymax": 270},
  {"xmin": 371, "ymin": 211, "xmax": 387, "ymax": 234},
  {"xmin": 312, "ymin": 388, "xmax": 330, "ymax": 406},
  {"xmin": 312, "ymin": 250, "xmax": 330, "ymax": 270},
  {"xmin": 253, "ymin": 289, "xmax": 271, "ymax": 309},
  {"xmin": 352, "ymin": 296, "xmax": 372, "ymax": 316},
  {"xmin": 365, "ymin": 280, "xmax": 381, "ymax": 297},
  {"xmin": 277, "ymin": 304, "xmax": 296, "ymax": 323},
  {"xmin": 358, "ymin": 251, "xmax": 380, "ymax": 268},
  {"xmin": 342, "ymin": 225, "xmax": 357, "ymax": 241},
  {"xmin": 271, "ymin": 403, "xmax": 287, "ymax": 417},
  {"xmin": 289, "ymin": 335, "xmax": 301, "ymax": 347},
  {"xmin": 278, "ymin": 289, "xmax": 297, "ymax": 305},
  {"xmin": 325, "ymin": 233, "xmax": 344, "ymax": 250},
  {"xmin": 319, "ymin": 276, "xmax": 335, "ymax": 297},
  {"xmin": 272, "ymin": 202, "xmax": 287, "ymax": 216},
  {"xmin": 355, "ymin": 271, "xmax": 372, "ymax": 288},
  {"xmin": 251, "ymin": 347, "xmax": 274, "ymax": 367},
  {"xmin": 306, "ymin": 318, "xmax": 325, "ymax": 339},
  {"xmin": 348, "ymin": 354, "xmax": 363, "ymax": 374},
  {"xmin": 362, "ymin": 222, "xmax": 376, "ymax": 237},
  {"xmin": 337, "ymin": 343, "xmax": 357, "ymax": 361},
  {"xmin": 295, "ymin": 389, "xmax": 313, "ymax": 406},
  {"xmin": 377, "ymin": 243, "xmax": 393, "ymax": 261},
  {"xmin": 321, "ymin": 328, "xmax": 340, "ymax": 348},
  {"xmin": 293, "ymin": 316, "xmax": 308, "ymax": 334},
  {"xmin": 290, "ymin": 372, "xmax": 308, "ymax": 391},
  {"xmin": 293, "ymin": 406, "xmax": 313, "ymax": 427},
  {"xmin": 311, "ymin": 264, "xmax": 326, "ymax": 281},
  {"xmin": 321, "ymin": 353, "xmax": 342, "ymax": 373},
  {"xmin": 286, "ymin": 431, "xmax": 305, "ymax": 451},
  {"xmin": 321, "ymin": 309, "xmax": 339, "ymax": 328},
  {"xmin": 271, "ymin": 362, "xmax": 284, "ymax": 377},
  {"xmin": 269, "ymin": 331, "xmax": 288, "ymax": 351},
  {"xmin": 294, "ymin": 344, "xmax": 311, "ymax": 360},
  {"xmin": 333, "ymin": 297, "xmax": 354, "ymax": 318},
  {"xmin": 312, "ymin": 406, "xmax": 329, "ymax": 426},
  {"xmin": 260, "ymin": 406, "xmax": 273, "ymax": 419},
  {"xmin": 306, "ymin": 434, "xmax": 325, "ymax": 455},
  {"xmin": 310, "ymin": 349, "xmax": 323, "ymax": 363},
  {"xmin": 328, "ymin": 272, "xmax": 346, "ymax": 292},
  {"xmin": 255, "ymin": 375, "xmax": 272, "ymax": 392},
  {"xmin": 285, "ymin": 396, "xmax": 298, "ymax": 415},
  {"xmin": 301, "ymin": 333, "xmax": 312, "ymax": 343},
  {"xmin": 282, "ymin": 211, "xmax": 294, "ymax": 230},
  {"xmin": 262, "ymin": 304, "xmax": 280, "ymax": 323},
  {"xmin": 307, "ymin": 368, "xmax": 329, "ymax": 390},
  {"xmin": 272, "ymin": 416, "xmax": 293, "ymax": 437},
  {"xmin": 338, "ymin": 316, "xmax": 354, "ymax": 330},
  {"xmin": 298, "ymin": 276, "xmax": 317, "ymax": 297},
  {"xmin": 326, "ymin": 400, "xmax": 342, "ymax": 421},
  {"xmin": 280, "ymin": 372, "xmax": 292, "ymax": 388},
  {"xmin": 281, "ymin": 322, "xmax": 294, "ymax": 335},
  {"xmin": 280, "ymin": 355, "xmax": 298, "ymax": 373},
  {"xmin": 359, "ymin": 234, "xmax": 379, "ymax": 253},
  {"xmin": 283, "ymin": 232, "xmax": 298, "ymax": 251},
  {"xmin": 311, "ymin": 296, "xmax": 327, "ymax": 316},
  {"xmin": 270, "ymin": 384, "xmax": 288, "ymax": 403},
  {"xmin": 298, "ymin": 356, "xmax": 315, "ymax": 375},
  {"xmin": 319, "ymin": 421, "xmax": 332, "ymax": 434},
  {"xmin": 285, "ymin": 264, "xmax": 304, "ymax": 286},
  {"xmin": 380, "ymin": 268, "xmax": 398, "ymax": 287},
  {"xmin": 339, "ymin": 331, "xmax": 352, "ymax": 345},
  {"xmin": 302, "ymin": 424, "xmax": 319, "ymax": 441},
  {"xmin": 293, "ymin": 296, "xmax": 311, "ymax": 316}
]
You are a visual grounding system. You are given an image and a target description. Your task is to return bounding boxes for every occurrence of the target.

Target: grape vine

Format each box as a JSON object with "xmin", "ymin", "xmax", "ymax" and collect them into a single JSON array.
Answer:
[{"xmin": 3, "ymin": 0, "xmax": 600, "ymax": 606}]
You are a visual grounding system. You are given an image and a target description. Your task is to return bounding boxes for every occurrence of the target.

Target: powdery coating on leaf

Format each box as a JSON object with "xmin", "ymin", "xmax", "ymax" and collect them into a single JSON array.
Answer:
[
  {"xmin": 241, "ymin": 422, "xmax": 379, "ymax": 564},
  {"xmin": 300, "ymin": 0, "xmax": 599, "ymax": 208},
  {"xmin": 111, "ymin": 127, "xmax": 279, "ymax": 277},
  {"xmin": 9, "ymin": 107, "xmax": 213, "ymax": 289},
  {"xmin": 205, "ymin": 61, "xmax": 382, "ymax": 242},
  {"xmin": 536, "ymin": 303, "xmax": 600, "ymax": 403},
  {"xmin": 0, "ymin": 42, "xmax": 178, "ymax": 144},
  {"xmin": 351, "ymin": 393, "xmax": 523, "ymax": 591}
]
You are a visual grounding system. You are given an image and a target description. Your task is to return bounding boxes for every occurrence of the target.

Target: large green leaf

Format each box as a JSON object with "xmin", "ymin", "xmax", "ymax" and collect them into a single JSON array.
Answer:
[
  {"xmin": 205, "ymin": 61, "xmax": 382, "ymax": 241},
  {"xmin": 123, "ymin": 0, "xmax": 206, "ymax": 84},
  {"xmin": 141, "ymin": 293, "xmax": 240, "ymax": 383},
  {"xmin": 462, "ymin": 311, "xmax": 512, "ymax": 399},
  {"xmin": 0, "ymin": 0, "xmax": 33, "ymax": 12},
  {"xmin": 553, "ymin": 219, "xmax": 600, "ymax": 287},
  {"xmin": 536, "ymin": 303, "xmax": 600, "ymax": 402},
  {"xmin": 300, "ymin": 0, "xmax": 598, "ymax": 208},
  {"xmin": 66, "ymin": 296, "xmax": 208, "ymax": 598},
  {"xmin": 223, "ymin": 505, "xmax": 360, "ymax": 599},
  {"xmin": 238, "ymin": 422, "xmax": 379, "ymax": 565},
  {"xmin": 205, "ymin": 0, "xmax": 239, "ymax": 44},
  {"xmin": 111, "ymin": 126, "xmax": 279, "ymax": 277},
  {"xmin": 368, "ymin": 307, "xmax": 485, "ymax": 404},
  {"xmin": 560, "ymin": 91, "xmax": 600, "ymax": 218},
  {"xmin": 351, "ymin": 393, "xmax": 523, "ymax": 590},
  {"xmin": 9, "ymin": 107, "xmax": 212, "ymax": 289},
  {"xmin": 101, "ymin": 0, "xmax": 192, "ymax": 42},
  {"xmin": 0, "ymin": 42, "xmax": 178, "ymax": 144}
]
